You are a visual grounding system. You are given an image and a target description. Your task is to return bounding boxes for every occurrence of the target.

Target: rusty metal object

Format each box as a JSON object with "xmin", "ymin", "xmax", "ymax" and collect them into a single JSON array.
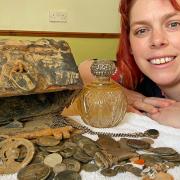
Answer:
[
  {"xmin": 0, "ymin": 137, "xmax": 35, "ymax": 174},
  {"xmin": 0, "ymin": 39, "xmax": 83, "ymax": 126}
]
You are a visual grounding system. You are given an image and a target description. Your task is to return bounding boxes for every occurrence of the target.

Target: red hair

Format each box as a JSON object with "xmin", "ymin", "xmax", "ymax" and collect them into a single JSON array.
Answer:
[{"xmin": 113, "ymin": 0, "xmax": 180, "ymax": 90}]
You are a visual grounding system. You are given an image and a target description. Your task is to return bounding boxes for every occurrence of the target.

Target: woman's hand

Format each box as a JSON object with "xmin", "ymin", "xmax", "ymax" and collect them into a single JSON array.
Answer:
[
  {"xmin": 123, "ymin": 88, "xmax": 175, "ymax": 115},
  {"xmin": 146, "ymin": 102, "xmax": 180, "ymax": 128}
]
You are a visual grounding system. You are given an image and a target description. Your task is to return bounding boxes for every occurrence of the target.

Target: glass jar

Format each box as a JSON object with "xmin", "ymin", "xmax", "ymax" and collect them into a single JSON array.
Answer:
[{"xmin": 78, "ymin": 60, "xmax": 127, "ymax": 128}]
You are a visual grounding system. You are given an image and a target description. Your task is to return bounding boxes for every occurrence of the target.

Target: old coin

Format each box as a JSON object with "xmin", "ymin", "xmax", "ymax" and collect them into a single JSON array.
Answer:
[
  {"xmin": 127, "ymin": 139, "xmax": 151, "ymax": 150},
  {"xmin": 44, "ymin": 153, "xmax": 62, "ymax": 168},
  {"xmin": 36, "ymin": 136, "xmax": 60, "ymax": 147},
  {"xmin": 54, "ymin": 170, "xmax": 81, "ymax": 180},
  {"xmin": 60, "ymin": 142, "xmax": 77, "ymax": 158},
  {"xmin": 81, "ymin": 163, "xmax": 99, "ymax": 172},
  {"xmin": 100, "ymin": 168, "xmax": 118, "ymax": 177},
  {"xmin": 53, "ymin": 163, "xmax": 67, "ymax": 174},
  {"xmin": 114, "ymin": 165, "xmax": 126, "ymax": 173},
  {"xmin": 45, "ymin": 145, "xmax": 62, "ymax": 153},
  {"xmin": 127, "ymin": 166, "xmax": 142, "ymax": 177},
  {"xmin": 17, "ymin": 163, "xmax": 51, "ymax": 180},
  {"xmin": 148, "ymin": 147, "xmax": 177, "ymax": 156},
  {"xmin": 73, "ymin": 147, "xmax": 93, "ymax": 163},
  {"xmin": 63, "ymin": 158, "xmax": 81, "ymax": 172},
  {"xmin": 144, "ymin": 129, "xmax": 159, "ymax": 139},
  {"xmin": 140, "ymin": 138, "xmax": 154, "ymax": 144}
]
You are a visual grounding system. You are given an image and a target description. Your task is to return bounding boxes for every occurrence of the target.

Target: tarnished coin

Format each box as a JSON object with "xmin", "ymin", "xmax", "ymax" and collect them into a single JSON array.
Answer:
[
  {"xmin": 45, "ymin": 145, "xmax": 62, "ymax": 153},
  {"xmin": 54, "ymin": 170, "xmax": 81, "ymax": 180},
  {"xmin": 140, "ymin": 138, "xmax": 154, "ymax": 145},
  {"xmin": 17, "ymin": 163, "xmax": 51, "ymax": 180},
  {"xmin": 127, "ymin": 139, "xmax": 151, "ymax": 150},
  {"xmin": 127, "ymin": 166, "xmax": 142, "ymax": 177},
  {"xmin": 36, "ymin": 136, "xmax": 60, "ymax": 147},
  {"xmin": 30, "ymin": 152, "xmax": 45, "ymax": 164},
  {"xmin": 73, "ymin": 147, "xmax": 93, "ymax": 163},
  {"xmin": 63, "ymin": 158, "xmax": 81, "ymax": 172},
  {"xmin": 144, "ymin": 129, "xmax": 159, "ymax": 139},
  {"xmin": 44, "ymin": 153, "xmax": 62, "ymax": 168},
  {"xmin": 161, "ymin": 153, "xmax": 180, "ymax": 162},
  {"xmin": 46, "ymin": 169, "xmax": 55, "ymax": 180},
  {"xmin": 53, "ymin": 163, "xmax": 67, "ymax": 174},
  {"xmin": 148, "ymin": 147, "xmax": 177, "ymax": 156},
  {"xmin": 114, "ymin": 165, "xmax": 126, "ymax": 173},
  {"xmin": 60, "ymin": 142, "xmax": 77, "ymax": 158},
  {"xmin": 100, "ymin": 168, "xmax": 117, "ymax": 177},
  {"xmin": 83, "ymin": 143, "xmax": 100, "ymax": 157},
  {"xmin": 81, "ymin": 163, "xmax": 99, "ymax": 172}
]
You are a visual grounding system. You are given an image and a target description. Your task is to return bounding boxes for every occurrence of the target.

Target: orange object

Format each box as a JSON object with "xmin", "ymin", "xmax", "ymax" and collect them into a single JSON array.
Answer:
[{"xmin": 134, "ymin": 159, "xmax": 145, "ymax": 165}]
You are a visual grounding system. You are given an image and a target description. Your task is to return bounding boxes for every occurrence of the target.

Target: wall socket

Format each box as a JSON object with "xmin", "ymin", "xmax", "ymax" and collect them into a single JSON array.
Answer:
[{"xmin": 49, "ymin": 10, "xmax": 68, "ymax": 23}]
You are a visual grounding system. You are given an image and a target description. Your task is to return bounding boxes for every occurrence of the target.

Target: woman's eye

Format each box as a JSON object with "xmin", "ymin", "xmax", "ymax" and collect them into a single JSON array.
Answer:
[
  {"xmin": 134, "ymin": 28, "xmax": 149, "ymax": 36},
  {"xmin": 168, "ymin": 21, "xmax": 180, "ymax": 29}
]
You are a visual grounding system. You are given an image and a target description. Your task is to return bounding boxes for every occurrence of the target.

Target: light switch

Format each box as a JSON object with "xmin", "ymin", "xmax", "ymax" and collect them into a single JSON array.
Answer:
[{"xmin": 49, "ymin": 10, "xmax": 68, "ymax": 23}]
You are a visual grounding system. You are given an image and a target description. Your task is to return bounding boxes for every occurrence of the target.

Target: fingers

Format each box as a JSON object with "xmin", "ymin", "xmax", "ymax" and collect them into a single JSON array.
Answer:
[
  {"xmin": 133, "ymin": 101, "xmax": 159, "ymax": 114},
  {"xmin": 143, "ymin": 97, "xmax": 175, "ymax": 107},
  {"xmin": 127, "ymin": 105, "xmax": 143, "ymax": 115}
]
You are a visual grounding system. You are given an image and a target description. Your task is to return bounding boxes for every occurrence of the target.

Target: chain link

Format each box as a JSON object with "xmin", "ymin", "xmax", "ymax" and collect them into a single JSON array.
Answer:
[{"xmin": 51, "ymin": 115, "xmax": 150, "ymax": 138}]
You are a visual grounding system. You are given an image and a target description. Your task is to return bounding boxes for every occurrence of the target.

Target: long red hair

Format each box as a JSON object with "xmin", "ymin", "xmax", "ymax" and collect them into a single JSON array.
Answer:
[{"xmin": 114, "ymin": 0, "xmax": 180, "ymax": 90}]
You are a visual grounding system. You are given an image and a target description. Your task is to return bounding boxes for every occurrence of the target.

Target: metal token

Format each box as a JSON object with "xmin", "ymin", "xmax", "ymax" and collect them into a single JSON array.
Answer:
[
  {"xmin": 53, "ymin": 163, "xmax": 67, "ymax": 174},
  {"xmin": 73, "ymin": 147, "xmax": 93, "ymax": 163},
  {"xmin": 140, "ymin": 138, "xmax": 154, "ymax": 144},
  {"xmin": 127, "ymin": 139, "xmax": 151, "ymax": 150},
  {"xmin": 148, "ymin": 147, "xmax": 177, "ymax": 156},
  {"xmin": 81, "ymin": 163, "xmax": 99, "ymax": 172},
  {"xmin": 45, "ymin": 145, "xmax": 62, "ymax": 153},
  {"xmin": 100, "ymin": 168, "xmax": 118, "ymax": 177},
  {"xmin": 17, "ymin": 163, "xmax": 51, "ymax": 180},
  {"xmin": 60, "ymin": 142, "xmax": 77, "ymax": 158},
  {"xmin": 127, "ymin": 166, "xmax": 142, "ymax": 177},
  {"xmin": 113, "ymin": 165, "xmax": 126, "ymax": 173},
  {"xmin": 144, "ymin": 129, "xmax": 159, "ymax": 139},
  {"xmin": 44, "ymin": 153, "xmax": 62, "ymax": 168},
  {"xmin": 54, "ymin": 170, "xmax": 81, "ymax": 180},
  {"xmin": 0, "ymin": 137, "xmax": 35, "ymax": 174},
  {"xmin": 36, "ymin": 136, "xmax": 60, "ymax": 147},
  {"xmin": 63, "ymin": 158, "xmax": 81, "ymax": 172}
]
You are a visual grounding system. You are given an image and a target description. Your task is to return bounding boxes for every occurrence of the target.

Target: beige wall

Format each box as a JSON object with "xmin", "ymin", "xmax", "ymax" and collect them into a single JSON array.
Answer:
[{"xmin": 0, "ymin": 0, "xmax": 120, "ymax": 64}]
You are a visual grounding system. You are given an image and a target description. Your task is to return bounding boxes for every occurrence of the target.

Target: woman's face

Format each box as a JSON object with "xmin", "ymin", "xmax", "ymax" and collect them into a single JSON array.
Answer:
[{"xmin": 129, "ymin": 0, "xmax": 180, "ymax": 87}]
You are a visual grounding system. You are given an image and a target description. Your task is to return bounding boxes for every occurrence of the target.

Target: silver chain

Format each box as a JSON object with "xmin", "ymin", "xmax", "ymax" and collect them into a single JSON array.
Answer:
[{"xmin": 51, "ymin": 115, "xmax": 148, "ymax": 138}]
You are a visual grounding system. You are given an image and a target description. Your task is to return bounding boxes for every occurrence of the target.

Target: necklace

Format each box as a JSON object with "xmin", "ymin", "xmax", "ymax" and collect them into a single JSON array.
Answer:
[{"xmin": 51, "ymin": 115, "xmax": 159, "ymax": 139}]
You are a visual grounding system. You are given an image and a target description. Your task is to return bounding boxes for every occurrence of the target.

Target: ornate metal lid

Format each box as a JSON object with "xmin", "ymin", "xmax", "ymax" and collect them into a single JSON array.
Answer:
[{"xmin": 90, "ymin": 60, "xmax": 116, "ymax": 77}]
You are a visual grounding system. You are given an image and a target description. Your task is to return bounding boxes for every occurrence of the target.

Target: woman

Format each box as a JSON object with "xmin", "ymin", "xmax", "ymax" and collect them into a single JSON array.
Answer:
[{"xmin": 79, "ymin": 0, "xmax": 180, "ymax": 128}]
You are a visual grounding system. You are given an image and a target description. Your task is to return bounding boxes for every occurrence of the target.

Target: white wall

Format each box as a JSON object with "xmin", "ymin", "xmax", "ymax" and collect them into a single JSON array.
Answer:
[{"xmin": 0, "ymin": 0, "xmax": 120, "ymax": 33}]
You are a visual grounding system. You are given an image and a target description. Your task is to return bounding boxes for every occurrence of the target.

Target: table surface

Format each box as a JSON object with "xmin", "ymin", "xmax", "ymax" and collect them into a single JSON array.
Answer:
[{"xmin": 1, "ymin": 105, "xmax": 180, "ymax": 180}]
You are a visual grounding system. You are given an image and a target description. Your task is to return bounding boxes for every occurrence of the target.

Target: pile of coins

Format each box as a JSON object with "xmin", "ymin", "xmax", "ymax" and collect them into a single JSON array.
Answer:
[{"xmin": 0, "ymin": 132, "xmax": 179, "ymax": 179}]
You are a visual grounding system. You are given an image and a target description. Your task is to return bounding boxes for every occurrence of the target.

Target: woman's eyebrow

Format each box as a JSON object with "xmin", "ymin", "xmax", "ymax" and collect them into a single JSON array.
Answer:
[{"xmin": 130, "ymin": 12, "xmax": 180, "ymax": 28}]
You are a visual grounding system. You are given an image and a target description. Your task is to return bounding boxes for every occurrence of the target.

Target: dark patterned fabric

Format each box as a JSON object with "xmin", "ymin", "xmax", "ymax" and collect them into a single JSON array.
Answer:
[{"xmin": 136, "ymin": 76, "xmax": 164, "ymax": 98}]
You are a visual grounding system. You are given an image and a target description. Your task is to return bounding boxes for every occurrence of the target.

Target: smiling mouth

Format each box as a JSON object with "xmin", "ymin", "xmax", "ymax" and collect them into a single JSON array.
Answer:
[{"xmin": 149, "ymin": 56, "xmax": 176, "ymax": 65}]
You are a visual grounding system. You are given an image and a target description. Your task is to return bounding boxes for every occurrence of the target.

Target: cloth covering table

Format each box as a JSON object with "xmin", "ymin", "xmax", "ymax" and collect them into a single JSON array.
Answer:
[{"xmin": 2, "ymin": 112, "xmax": 180, "ymax": 180}]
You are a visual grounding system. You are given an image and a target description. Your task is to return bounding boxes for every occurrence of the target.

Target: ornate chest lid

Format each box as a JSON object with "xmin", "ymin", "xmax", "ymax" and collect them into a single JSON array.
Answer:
[{"xmin": 0, "ymin": 38, "xmax": 83, "ymax": 97}]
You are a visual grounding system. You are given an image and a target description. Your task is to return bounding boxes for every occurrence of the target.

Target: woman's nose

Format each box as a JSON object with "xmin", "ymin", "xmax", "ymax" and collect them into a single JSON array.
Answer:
[{"xmin": 150, "ymin": 29, "xmax": 169, "ymax": 48}]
